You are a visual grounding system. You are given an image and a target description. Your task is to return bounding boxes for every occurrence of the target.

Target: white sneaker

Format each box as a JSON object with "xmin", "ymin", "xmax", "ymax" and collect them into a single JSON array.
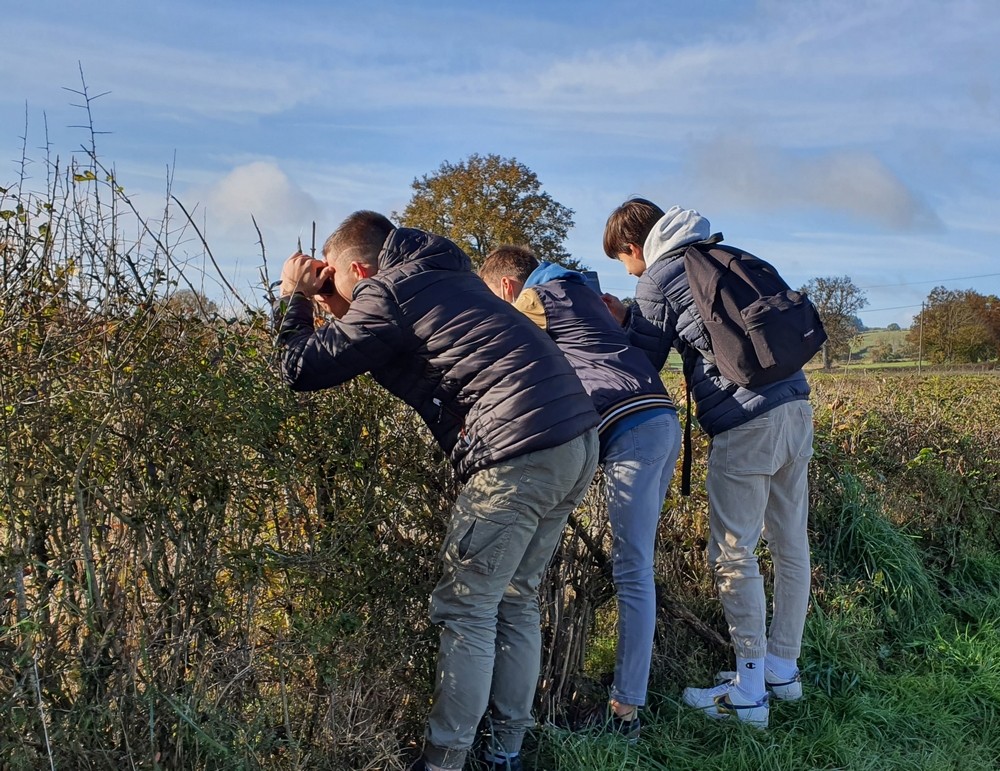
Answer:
[
  {"xmin": 715, "ymin": 668, "xmax": 803, "ymax": 701},
  {"xmin": 682, "ymin": 683, "xmax": 769, "ymax": 728}
]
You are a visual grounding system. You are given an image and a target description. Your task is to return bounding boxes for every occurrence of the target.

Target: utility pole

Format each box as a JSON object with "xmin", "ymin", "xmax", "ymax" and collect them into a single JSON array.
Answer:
[{"xmin": 918, "ymin": 301, "xmax": 925, "ymax": 374}]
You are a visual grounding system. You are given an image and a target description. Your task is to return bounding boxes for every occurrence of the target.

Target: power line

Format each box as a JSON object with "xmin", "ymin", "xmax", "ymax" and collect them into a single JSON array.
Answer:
[
  {"xmin": 859, "ymin": 272, "xmax": 1000, "ymax": 290},
  {"xmin": 863, "ymin": 303, "xmax": 923, "ymax": 313}
]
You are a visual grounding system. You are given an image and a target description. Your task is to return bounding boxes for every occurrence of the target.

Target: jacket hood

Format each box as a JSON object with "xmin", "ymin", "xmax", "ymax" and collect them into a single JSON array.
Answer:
[
  {"xmin": 524, "ymin": 261, "xmax": 586, "ymax": 289},
  {"xmin": 643, "ymin": 206, "xmax": 712, "ymax": 267},
  {"xmin": 378, "ymin": 227, "xmax": 473, "ymax": 272}
]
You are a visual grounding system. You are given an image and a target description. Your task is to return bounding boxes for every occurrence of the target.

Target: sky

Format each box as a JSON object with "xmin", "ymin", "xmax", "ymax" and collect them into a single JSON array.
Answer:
[{"xmin": 3, "ymin": 0, "xmax": 999, "ymax": 327}]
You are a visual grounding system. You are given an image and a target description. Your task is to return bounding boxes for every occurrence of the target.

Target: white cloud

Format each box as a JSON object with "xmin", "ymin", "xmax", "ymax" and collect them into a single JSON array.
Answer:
[
  {"xmin": 685, "ymin": 136, "xmax": 942, "ymax": 231},
  {"xmin": 188, "ymin": 160, "xmax": 319, "ymax": 236}
]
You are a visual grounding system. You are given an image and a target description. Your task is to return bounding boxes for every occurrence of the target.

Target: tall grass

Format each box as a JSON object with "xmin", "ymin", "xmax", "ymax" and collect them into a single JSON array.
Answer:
[
  {"xmin": 817, "ymin": 473, "xmax": 940, "ymax": 634},
  {"xmin": 525, "ymin": 373, "xmax": 1000, "ymax": 770}
]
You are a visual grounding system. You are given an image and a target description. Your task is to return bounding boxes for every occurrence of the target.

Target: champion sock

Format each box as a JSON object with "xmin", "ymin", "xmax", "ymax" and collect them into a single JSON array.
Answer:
[
  {"xmin": 764, "ymin": 653, "xmax": 798, "ymax": 681},
  {"xmin": 733, "ymin": 656, "xmax": 766, "ymax": 700}
]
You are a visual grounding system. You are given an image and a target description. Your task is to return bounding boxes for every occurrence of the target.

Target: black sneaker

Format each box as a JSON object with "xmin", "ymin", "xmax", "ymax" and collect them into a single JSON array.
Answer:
[
  {"xmin": 406, "ymin": 758, "xmax": 430, "ymax": 771},
  {"xmin": 480, "ymin": 753, "xmax": 523, "ymax": 770},
  {"xmin": 609, "ymin": 712, "xmax": 641, "ymax": 743}
]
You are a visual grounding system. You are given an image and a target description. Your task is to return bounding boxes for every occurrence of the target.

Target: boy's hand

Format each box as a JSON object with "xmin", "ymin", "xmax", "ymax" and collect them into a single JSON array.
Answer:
[
  {"xmin": 602, "ymin": 293, "xmax": 628, "ymax": 326},
  {"xmin": 280, "ymin": 253, "xmax": 331, "ymax": 298}
]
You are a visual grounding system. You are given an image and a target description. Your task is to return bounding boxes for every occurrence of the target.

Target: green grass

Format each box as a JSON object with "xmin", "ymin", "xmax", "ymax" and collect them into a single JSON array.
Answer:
[
  {"xmin": 525, "ymin": 398, "xmax": 1000, "ymax": 771},
  {"xmin": 525, "ymin": 592, "xmax": 1000, "ymax": 770},
  {"xmin": 855, "ymin": 329, "xmax": 910, "ymax": 351}
]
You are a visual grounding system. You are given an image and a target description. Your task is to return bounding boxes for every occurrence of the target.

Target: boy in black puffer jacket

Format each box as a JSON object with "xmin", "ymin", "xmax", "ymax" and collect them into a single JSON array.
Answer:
[{"xmin": 275, "ymin": 211, "xmax": 600, "ymax": 771}]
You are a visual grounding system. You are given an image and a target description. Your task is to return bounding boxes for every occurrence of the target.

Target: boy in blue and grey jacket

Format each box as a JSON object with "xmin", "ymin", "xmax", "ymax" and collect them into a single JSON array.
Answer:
[
  {"xmin": 602, "ymin": 199, "xmax": 814, "ymax": 729},
  {"xmin": 480, "ymin": 245, "xmax": 681, "ymax": 738}
]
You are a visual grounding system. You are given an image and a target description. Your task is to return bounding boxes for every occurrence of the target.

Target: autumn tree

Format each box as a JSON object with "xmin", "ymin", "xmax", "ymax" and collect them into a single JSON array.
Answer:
[
  {"xmin": 158, "ymin": 288, "xmax": 219, "ymax": 320},
  {"xmin": 395, "ymin": 153, "xmax": 581, "ymax": 269},
  {"xmin": 908, "ymin": 287, "xmax": 1000, "ymax": 363},
  {"xmin": 800, "ymin": 275, "xmax": 868, "ymax": 369}
]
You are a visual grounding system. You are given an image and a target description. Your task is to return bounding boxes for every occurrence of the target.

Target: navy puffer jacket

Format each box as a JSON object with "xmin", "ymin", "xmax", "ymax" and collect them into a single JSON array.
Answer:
[
  {"xmin": 276, "ymin": 227, "xmax": 599, "ymax": 481},
  {"xmin": 516, "ymin": 262, "xmax": 675, "ymax": 440},
  {"xmin": 628, "ymin": 249, "xmax": 810, "ymax": 437}
]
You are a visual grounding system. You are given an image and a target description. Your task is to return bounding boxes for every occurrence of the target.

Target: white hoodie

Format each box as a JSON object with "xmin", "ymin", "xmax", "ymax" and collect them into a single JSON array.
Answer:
[{"xmin": 643, "ymin": 205, "xmax": 712, "ymax": 267}]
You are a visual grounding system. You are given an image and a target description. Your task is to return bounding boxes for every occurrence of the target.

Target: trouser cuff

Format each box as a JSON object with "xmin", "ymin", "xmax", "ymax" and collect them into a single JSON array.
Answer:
[
  {"xmin": 732, "ymin": 645, "xmax": 767, "ymax": 660},
  {"xmin": 423, "ymin": 742, "xmax": 467, "ymax": 770},
  {"xmin": 490, "ymin": 730, "xmax": 525, "ymax": 756}
]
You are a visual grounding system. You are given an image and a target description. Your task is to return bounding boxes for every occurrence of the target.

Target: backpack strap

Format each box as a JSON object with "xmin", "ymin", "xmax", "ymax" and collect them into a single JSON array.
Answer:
[
  {"xmin": 681, "ymin": 383, "xmax": 692, "ymax": 496},
  {"xmin": 675, "ymin": 233, "xmax": 722, "ymax": 497}
]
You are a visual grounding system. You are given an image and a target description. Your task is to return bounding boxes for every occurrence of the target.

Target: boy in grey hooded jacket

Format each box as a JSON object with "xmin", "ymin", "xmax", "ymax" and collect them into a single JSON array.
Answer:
[{"xmin": 602, "ymin": 199, "xmax": 814, "ymax": 728}]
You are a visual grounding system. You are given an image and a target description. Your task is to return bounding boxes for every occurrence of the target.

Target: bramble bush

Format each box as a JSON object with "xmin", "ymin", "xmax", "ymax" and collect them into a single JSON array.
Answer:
[
  {"xmin": 3, "ymin": 131, "xmax": 999, "ymax": 770},
  {"xmin": 0, "ymin": 130, "xmax": 633, "ymax": 769}
]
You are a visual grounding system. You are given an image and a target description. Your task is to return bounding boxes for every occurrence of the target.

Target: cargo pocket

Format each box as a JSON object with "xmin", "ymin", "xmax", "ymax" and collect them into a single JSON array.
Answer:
[{"xmin": 444, "ymin": 504, "xmax": 520, "ymax": 576}]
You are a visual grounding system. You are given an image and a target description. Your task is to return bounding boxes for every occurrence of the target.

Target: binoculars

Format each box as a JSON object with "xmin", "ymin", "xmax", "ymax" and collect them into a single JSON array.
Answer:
[{"xmin": 315, "ymin": 265, "xmax": 335, "ymax": 295}]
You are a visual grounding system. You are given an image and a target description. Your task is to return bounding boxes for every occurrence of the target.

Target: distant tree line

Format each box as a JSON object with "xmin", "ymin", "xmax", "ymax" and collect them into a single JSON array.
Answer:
[{"xmin": 908, "ymin": 287, "xmax": 1000, "ymax": 364}]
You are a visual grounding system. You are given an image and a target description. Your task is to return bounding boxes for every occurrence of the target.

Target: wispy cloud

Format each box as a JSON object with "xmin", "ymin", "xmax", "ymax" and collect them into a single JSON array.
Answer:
[
  {"xmin": 685, "ymin": 136, "xmax": 942, "ymax": 231},
  {"xmin": 0, "ymin": 19, "xmax": 324, "ymax": 121}
]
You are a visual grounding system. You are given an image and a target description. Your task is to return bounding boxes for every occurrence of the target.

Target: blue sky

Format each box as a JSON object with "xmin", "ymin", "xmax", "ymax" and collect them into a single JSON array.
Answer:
[{"xmin": 3, "ymin": 0, "xmax": 999, "ymax": 326}]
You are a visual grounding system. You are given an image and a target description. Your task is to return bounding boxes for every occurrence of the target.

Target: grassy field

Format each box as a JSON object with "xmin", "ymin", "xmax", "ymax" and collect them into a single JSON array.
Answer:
[
  {"xmin": 674, "ymin": 329, "xmax": 922, "ymax": 375},
  {"xmin": 520, "ymin": 372, "xmax": 1000, "ymax": 771},
  {"xmin": 843, "ymin": 329, "xmax": 918, "ymax": 369}
]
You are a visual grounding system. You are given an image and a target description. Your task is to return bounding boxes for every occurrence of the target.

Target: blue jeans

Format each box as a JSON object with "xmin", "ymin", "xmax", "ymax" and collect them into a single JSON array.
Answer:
[
  {"xmin": 603, "ymin": 411, "xmax": 681, "ymax": 707},
  {"xmin": 423, "ymin": 429, "xmax": 600, "ymax": 770}
]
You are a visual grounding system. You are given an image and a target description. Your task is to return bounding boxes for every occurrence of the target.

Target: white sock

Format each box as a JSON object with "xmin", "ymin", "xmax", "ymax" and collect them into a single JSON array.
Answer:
[
  {"xmin": 765, "ymin": 653, "xmax": 798, "ymax": 680},
  {"xmin": 733, "ymin": 656, "xmax": 766, "ymax": 700}
]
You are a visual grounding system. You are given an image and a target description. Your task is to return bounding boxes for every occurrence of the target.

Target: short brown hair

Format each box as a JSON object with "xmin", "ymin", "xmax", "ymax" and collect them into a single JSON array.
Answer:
[
  {"xmin": 479, "ymin": 245, "xmax": 539, "ymax": 286},
  {"xmin": 602, "ymin": 198, "xmax": 665, "ymax": 259},
  {"xmin": 322, "ymin": 210, "xmax": 395, "ymax": 270}
]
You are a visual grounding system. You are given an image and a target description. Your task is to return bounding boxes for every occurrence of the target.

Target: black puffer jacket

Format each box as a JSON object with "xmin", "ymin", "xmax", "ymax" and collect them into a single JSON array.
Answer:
[{"xmin": 275, "ymin": 227, "xmax": 599, "ymax": 481}]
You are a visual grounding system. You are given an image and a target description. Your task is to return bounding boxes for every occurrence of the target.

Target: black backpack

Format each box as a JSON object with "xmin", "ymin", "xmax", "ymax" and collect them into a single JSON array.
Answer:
[
  {"xmin": 682, "ymin": 240, "xmax": 827, "ymax": 388},
  {"xmin": 676, "ymin": 238, "xmax": 826, "ymax": 496}
]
